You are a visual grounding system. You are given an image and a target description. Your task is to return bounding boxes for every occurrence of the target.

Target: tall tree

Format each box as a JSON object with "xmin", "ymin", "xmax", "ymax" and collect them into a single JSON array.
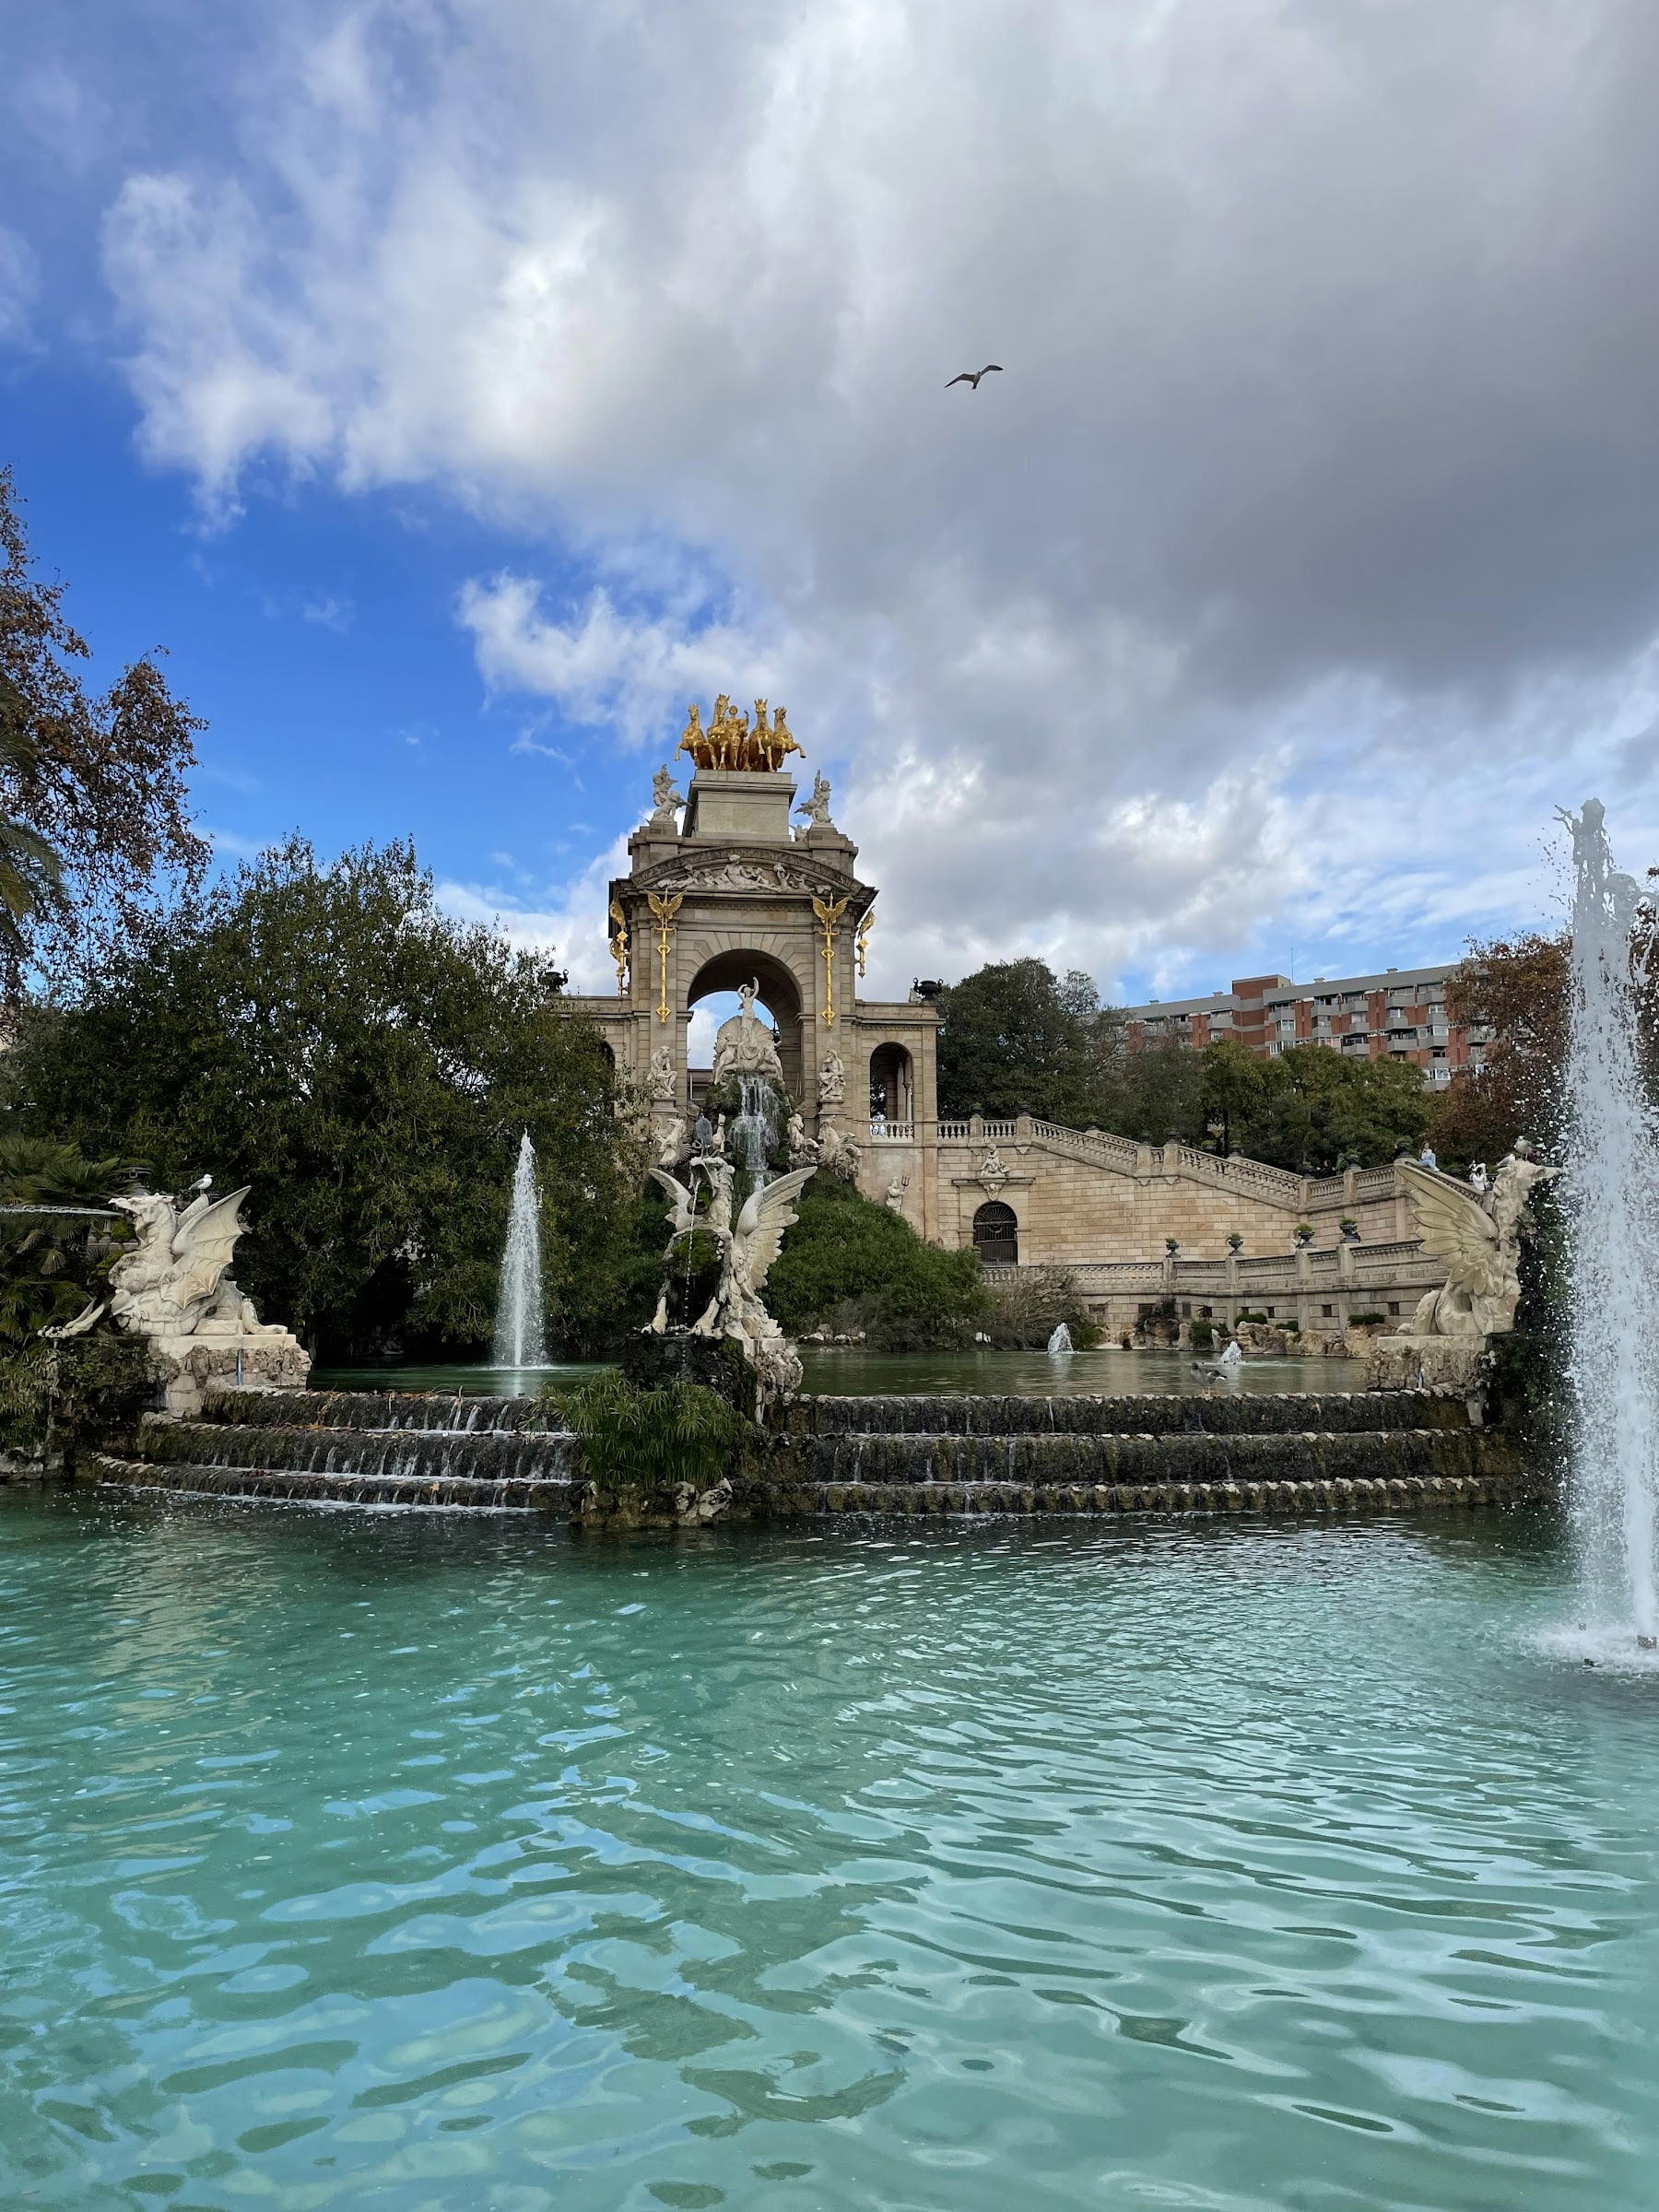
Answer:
[
  {"xmin": 1427, "ymin": 933, "xmax": 1570, "ymax": 1166},
  {"xmin": 1427, "ymin": 914, "xmax": 1659, "ymax": 1170},
  {"xmin": 0, "ymin": 467, "xmax": 207, "ymax": 1000},
  {"xmin": 1091, "ymin": 1030, "xmax": 1207, "ymax": 1144},
  {"xmin": 1237, "ymin": 1044, "xmax": 1430, "ymax": 1172},
  {"xmin": 935, "ymin": 959, "xmax": 1100, "ymax": 1121},
  {"xmin": 2, "ymin": 837, "xmax": 629, "ymax": 1359},
  {"xmin": 1199, "ymin": 1037, "xmax": 1266, "ymax": 1156}
]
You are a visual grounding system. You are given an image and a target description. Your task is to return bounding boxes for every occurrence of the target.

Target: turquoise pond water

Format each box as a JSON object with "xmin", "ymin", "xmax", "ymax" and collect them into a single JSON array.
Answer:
[
  {"xmin": 3, "ymin": 1491, "xmax": 1656, "ymax": 2211},
  {"xmin": 312, "ymin": 1346, "xmax": 1371, "ymax": 1398}
]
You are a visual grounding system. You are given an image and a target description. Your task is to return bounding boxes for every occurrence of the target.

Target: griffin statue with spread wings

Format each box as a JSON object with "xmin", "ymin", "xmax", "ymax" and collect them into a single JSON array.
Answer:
[
  {"xmin": 646, "ymin": 1159, "xmax": 818, "ymax": 1403},
  {"xmin": 108, "ymin": 1186, "xmax": 263, "ymax": 1335},
  {"xmin": 1397, "ymin": 1148, "xmax": 1558, "ymax": 1337}
]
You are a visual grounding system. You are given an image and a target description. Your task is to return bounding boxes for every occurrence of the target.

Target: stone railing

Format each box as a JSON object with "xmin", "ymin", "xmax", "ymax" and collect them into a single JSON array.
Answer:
[
  {"xmin": 1006, "ymin": 1240, "xmax": 1437, "ymax": 1302},
  {"xmin": 871, "ymin": 1110, "xmax": 1414, "ymax": 1219}
]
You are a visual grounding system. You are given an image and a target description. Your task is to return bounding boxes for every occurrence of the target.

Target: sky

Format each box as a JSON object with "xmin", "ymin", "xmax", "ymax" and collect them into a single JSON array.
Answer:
[{"xmin": 4, "ymin": 0, "xmax": 1659, "ymax": 1024}]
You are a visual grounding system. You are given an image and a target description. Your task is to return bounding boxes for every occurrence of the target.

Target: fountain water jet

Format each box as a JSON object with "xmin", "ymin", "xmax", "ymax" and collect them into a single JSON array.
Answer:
[
  {"xmin": 493, "ymin": 1131, "xmax": 547, "ymax": 1370},
  {"xmin": 1047, "ymin": 1323, "xmax": 1075, "ymax": 1354},
  {"xmin": 1560, "ymin": 799, "xmax": 1659, "ymax": 1644}
]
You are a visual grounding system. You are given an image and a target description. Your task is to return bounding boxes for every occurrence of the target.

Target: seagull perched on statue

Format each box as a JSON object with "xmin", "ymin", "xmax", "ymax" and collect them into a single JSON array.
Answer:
[{"xmin": 945, "ymin": 363, "xmax": 1002, "ymax": 390}]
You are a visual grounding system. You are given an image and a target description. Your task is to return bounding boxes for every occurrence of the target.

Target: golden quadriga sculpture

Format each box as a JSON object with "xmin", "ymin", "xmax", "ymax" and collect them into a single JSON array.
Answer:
[{"xmin": 676, "ymin": 697, "xmax": 804, "ymax": 773}]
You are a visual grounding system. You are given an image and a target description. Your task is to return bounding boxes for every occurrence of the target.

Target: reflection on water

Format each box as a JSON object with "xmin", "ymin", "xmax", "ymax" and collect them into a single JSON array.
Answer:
[
  {"xmin": 2, "ymin": 1490, "xmax": 1656, "ymax": 2210},
  {"xmin": 794, "ymin": 1345, "xmax": 1371, "ymax": 1397},
  {"xmin": 314, "ymin": 1347, "xmax": 1371, "ymax": 1399}
]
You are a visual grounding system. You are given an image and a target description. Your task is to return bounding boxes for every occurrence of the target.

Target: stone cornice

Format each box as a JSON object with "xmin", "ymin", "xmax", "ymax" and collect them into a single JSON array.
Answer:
[{"xmin": 618, "ymin": 849, "xmax": 872, "ymax": 904}]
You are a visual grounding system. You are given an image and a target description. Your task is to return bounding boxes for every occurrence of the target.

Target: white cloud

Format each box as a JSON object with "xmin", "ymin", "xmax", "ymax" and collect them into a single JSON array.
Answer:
[
  {"xmin": 204, "ymin": 823, "xmax": 265, "ymax": 858},
  {"xmin": 0, "ymin": 227, "xmax": 40, "ymax": 348},
  {"xmin": 259, "ymin": 587, "xmax": 355, "ymax": 632},
  {"xmin": 95, "ymin": 0, "xmax": 1659, "ymax": 989},
  {"xmin": 435, "ymin": 837, "xmax": 629, "ymax": 994},
  {"xmin": 459, "ymin": 574, "xmax": 783, "ymax": 748}
]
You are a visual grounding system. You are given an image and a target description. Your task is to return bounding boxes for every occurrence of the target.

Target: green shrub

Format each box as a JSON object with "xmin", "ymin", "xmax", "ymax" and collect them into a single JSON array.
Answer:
[
  {"xmin": 1190, "ymin": 1318, "xmax": 1215, "ymax": 1351},
  {"xmin": 1347, "ymin": 1311, "xmax": 1387, "ymax": 1328},
  {"xmin": 0, "ymin": 1331, "xmax": 154, "ymax": 1459},
  {"xmin": 548, "ymin": 1371, "xmax": 749, "ymax": 1493},
  {"xmin": 766, "ymin": 1176, "xmax": 987, "ymax": 1349},
  {"xmin": 1234, "ymin": 1309, "xmax": 1268, "ymax": 1324},
  {"xmin": 982, "ymin": 1265, "xmax": 1101, "ymax": 1350}
]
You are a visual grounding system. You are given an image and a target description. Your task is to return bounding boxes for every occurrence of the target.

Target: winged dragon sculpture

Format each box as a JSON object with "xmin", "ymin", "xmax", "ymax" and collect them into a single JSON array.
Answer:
[
  {"xmin": 1397, "ymin": 1149, "xmax": 1558, "ymax": 1337},
  {"xmin": 646, "ymin": 1158, "xmax": 818, "ymax": 1403},
  {"xmin": 52, "ymin": 1186, "xmax": 264, "ymax": 1340}
]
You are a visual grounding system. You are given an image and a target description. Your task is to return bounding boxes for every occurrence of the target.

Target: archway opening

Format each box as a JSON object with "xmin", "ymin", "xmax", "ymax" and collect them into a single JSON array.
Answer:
[
  {"xmin": 868, "ymin": 1042, "xmax": 913, "ymax": 1131},
  {"xmin": 972, "ymin": 1200, "xmax": 1018, "ymax": 1266},
  {"xmin": 686, "ymin": 950, "xmax": 806, "ymax": 1102}
]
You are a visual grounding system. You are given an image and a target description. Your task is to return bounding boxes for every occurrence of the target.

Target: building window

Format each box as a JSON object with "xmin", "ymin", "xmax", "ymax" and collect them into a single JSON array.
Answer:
[
  {"xmin": 1388, "ymin": 1300, "xmax": 1400, "ymax": 1316},
  {"xmin": 971, "ymin": 1201, "xmax": 1018, "ymax": 1266},
  {"xmin": 1321, "ymin": 1304, "xmax": 1334, "ymax": 1317}
]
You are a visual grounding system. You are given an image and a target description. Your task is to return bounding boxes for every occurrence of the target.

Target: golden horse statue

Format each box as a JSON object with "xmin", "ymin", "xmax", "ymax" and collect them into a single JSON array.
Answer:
[{"xmin": 676, "ymin": 696, "xmax": 806, "ymax": 772}]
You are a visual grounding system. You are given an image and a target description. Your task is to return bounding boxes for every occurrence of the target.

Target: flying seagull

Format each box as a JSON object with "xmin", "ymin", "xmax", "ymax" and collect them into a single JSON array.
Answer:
[{"xmin": 945, "ymin": 364, "xmax": 1003, "ymax": 390}]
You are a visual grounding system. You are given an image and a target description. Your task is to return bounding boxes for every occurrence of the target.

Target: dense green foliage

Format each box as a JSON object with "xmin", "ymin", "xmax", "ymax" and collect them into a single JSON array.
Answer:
[
  {"xmin": 937, "ymin": 957, "xmax": 1433, "ymax": 1170},
  {"xmin": 766, "ymin": 1175, "xmax": 988, "ymax": 1348},
  {"xmin": 552, "ymin": 1371, "xmax": 748, "ymax": 1492},
  {"xmin": 0, "ymin": 1334, "xmax": 155, "ymax": 1460},
  {"xmin": 1227, "ymin": 1045, "xmax": 1431, "ymax": 1172},
  {"xmin": 1, "ymin": 837, "xmax": 632, "ymax": 1360},
  {"xmin": 0, "ymin": 1135, "xmax": 139, "ymax": 1346},
  {"xmin": 936, "ymin": 959, "xmax": 1103, "ymax": 1121}
]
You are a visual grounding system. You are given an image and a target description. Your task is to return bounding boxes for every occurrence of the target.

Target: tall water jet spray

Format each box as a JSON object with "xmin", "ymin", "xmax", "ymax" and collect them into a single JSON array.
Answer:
[
  {"xmin": 1560, "ymin": 799, "xmax": 1659, "ymax": 1642},
  {"xmin": 494, "ymin": 1131, "xmax": 547, "ymax": 1370}
]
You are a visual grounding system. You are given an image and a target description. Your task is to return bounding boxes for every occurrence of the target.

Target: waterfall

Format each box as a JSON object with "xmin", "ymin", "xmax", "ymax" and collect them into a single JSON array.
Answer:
[
  {"xmin": 493, "ymin": 1131, "xmax": 547, "ymax": 1370},
  {"xmin": 730, "ymin": 1077, "xmax": 777, "ymax": 1200},
  {"xmin": 1048, "ymin": 1323, "xmax": 1074, "ymax": 1354},
  {"xmin": 1561, "ymin": 800, "xmax": 1659, "ymax": 1645}
]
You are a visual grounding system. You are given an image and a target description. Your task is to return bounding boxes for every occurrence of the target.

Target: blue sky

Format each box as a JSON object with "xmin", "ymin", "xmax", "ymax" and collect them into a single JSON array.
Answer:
[{"xmin": 6, "ymin": 0, "xmax": 1659, "ymax": 1011}]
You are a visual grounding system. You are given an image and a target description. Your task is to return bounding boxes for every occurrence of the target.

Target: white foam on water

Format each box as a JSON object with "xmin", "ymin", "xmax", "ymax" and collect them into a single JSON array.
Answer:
[{"xmin": 1533, "ymin": 1622, "xmax": 1659, "ymax": 1676}]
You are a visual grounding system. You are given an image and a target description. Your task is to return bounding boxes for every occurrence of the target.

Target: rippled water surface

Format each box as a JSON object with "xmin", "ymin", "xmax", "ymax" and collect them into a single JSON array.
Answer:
[
  {"xmin": 312, "ymin": 1346, "xmax": 1370, "ymax": 1397},
  {"xmin": 3, "ymin": 1492, "xmax": 1655, "ymax": 2210}
]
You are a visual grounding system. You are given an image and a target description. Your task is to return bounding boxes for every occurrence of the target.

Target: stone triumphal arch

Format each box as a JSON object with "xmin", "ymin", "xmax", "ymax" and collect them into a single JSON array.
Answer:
[
  {"xmin": 564, "ymin": 696, "xmax": 1452, "ymax": 1335},
  {"xmin": 562, "ymin": 700, "xmax": 944, "ymax": 1230}
]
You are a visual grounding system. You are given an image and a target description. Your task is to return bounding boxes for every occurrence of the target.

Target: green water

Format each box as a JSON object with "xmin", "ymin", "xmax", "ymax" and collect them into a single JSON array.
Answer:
[
  {"xmin": 312, "ymin": 1347, "xmax": 1371, "ymax": 1397},
  {"xmin": 3, "ymin": 1491, "xmax": 1655, "ymax": 2210}
]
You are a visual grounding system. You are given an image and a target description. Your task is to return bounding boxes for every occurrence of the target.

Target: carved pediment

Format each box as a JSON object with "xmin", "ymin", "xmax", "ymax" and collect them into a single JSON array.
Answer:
[{"xmin": 631, "ymin": 849, "xmax": 865, "ymax": 901}]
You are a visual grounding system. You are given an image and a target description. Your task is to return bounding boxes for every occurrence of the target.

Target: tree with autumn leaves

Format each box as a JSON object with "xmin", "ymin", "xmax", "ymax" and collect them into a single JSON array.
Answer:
[
  {"xmin": 0, "ymin": 467, "xmax": 208, "ymax": 1004},
  {"xmin": 1426, "ymin": 915, "xmax": 1659, "ymax": 1171}
]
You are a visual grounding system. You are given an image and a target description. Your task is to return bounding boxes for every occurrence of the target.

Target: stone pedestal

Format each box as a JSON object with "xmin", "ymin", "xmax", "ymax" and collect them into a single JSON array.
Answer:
[
  {"xmin": 1363, "ymin": 1334, "xmax": 1491, "ymax": 1395},
  {"xmin": 142, "ymin": 1324, "xmax": 311, "ymax": 1418},
  {"xmin": 683, "ymin": 771, "xmax": 796, "ymax": 841}
]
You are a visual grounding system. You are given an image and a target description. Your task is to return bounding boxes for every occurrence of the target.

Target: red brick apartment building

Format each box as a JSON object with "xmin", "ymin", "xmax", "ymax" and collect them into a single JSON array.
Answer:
[{"xmin": 1117, "ymin": 964, "xmax": 1488, "ymax": 1089}]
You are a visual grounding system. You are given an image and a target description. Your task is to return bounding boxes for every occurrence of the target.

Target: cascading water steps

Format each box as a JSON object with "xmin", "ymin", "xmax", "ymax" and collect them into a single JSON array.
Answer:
[{"xmin": 84, "ymin": 1382, "xmax": 1538, "ymax": 1521}]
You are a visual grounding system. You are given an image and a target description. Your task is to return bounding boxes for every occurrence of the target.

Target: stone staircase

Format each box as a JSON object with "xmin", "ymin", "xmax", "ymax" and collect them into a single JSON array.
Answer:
[{"xmin": 82, "ymin": 1382, "xmax": 1536, "ymax": 1523}]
